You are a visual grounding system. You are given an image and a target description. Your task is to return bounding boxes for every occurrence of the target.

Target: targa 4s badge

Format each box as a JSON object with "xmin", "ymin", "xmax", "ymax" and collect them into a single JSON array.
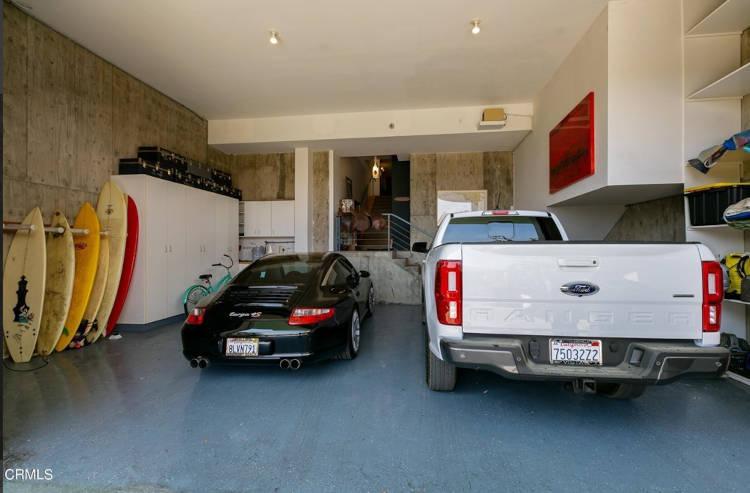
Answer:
[
  {"xmin": 560, "ymin": 281, "xmax": 599, "ymax": 297},
  {"xmin": 228, "ymin": 312, "xmax": 262, "ymax": 318}
]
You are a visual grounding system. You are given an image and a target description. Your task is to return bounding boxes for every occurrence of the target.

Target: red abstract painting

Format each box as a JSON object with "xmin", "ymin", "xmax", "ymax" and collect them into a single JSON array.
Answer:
[{"xmin": 549, "ymin": 92, "xmax": 595, "ymax": 194}]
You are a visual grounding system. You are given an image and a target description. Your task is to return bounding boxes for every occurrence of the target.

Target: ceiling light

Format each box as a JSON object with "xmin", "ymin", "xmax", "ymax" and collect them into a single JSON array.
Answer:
[
  {"xmin": 269, "ymin": 31, "xmax": 279, "ymax": 45},
  {"xmin": 471, "ymin": 19, "xmax": 481, "ymax": 35}
]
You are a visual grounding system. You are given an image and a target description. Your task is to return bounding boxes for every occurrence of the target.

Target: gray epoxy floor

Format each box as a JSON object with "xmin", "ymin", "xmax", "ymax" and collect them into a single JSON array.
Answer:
[{"xmin": 3, "ymin": 304, "xmax": 749, "ymax": 493}]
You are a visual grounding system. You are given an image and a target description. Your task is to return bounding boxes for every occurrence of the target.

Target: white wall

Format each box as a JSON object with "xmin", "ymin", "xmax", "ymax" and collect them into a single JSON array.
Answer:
[
  {"xmin": 607, "ymin": 0, "xmax": 683, "ymax": 186},
  {"xmin": 514, "ymin": 5, "xmax": 609, "ymax": 210},
  {"xmin": 333, "ymin": 157, "xmax": 370, "ymax": 210}
]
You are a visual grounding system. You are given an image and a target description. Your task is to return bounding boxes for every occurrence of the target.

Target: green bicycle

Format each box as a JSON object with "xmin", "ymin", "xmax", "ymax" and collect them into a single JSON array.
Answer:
[{"xmin": 182, "ymin": 254, "xmax": 234, "ymax": 315}]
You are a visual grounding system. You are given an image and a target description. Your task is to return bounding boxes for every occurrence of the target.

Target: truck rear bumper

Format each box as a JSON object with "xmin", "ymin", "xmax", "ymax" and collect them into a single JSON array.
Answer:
[{"xmin": 440, "ymin": 337, "xmax": 730, "ymax": 384}]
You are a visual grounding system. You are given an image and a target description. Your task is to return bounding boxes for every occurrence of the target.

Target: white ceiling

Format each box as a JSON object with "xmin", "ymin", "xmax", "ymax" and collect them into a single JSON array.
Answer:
[{"xmin": 18, "ymin": 0, "xmax": 607, "ymax": 120}]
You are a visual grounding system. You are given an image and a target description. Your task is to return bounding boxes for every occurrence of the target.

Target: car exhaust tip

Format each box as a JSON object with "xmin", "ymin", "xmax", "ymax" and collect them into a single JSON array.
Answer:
[
  {"xmin": 195, "ymin": 357, "xmax": 209, "ymax": 369},
  {"xmin": 190, "ymin": 358, "xmax": 199, "ymax": 368},
  {"xmin": 279, "ymin": 359, "xmax": 290, "ymax": 370},
  {"xmin": 289, "ymin": 359, "xmax": 301, "ymax": 370}
]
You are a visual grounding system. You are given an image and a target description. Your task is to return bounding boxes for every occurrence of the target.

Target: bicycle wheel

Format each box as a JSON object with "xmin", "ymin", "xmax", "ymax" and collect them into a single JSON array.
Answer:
[{"xmin": 184, "ymin": 285, "xmax": 210, "ymax": 315}]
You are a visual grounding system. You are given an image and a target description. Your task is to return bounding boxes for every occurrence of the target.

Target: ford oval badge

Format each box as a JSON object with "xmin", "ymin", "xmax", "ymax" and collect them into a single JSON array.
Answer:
[{"xmin": 560, "ymin": 281, "xmax": 599, "ymax": 297}]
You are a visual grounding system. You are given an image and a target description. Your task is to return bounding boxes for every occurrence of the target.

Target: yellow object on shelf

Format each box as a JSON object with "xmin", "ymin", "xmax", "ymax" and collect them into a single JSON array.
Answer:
[{"xmin": 482, "ymin": 108, "xmax": 506, "ymax": 122}]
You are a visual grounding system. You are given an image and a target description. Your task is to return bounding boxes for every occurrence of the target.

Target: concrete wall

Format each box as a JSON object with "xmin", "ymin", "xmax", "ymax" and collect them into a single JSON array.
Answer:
[
  {"xmin": 232, "ymin": 153, "xmax": 295, "ymax": 201},
  {"xmin": 409, "ymin": 151, "xmax": 513, "ymax": 242},
  {"xmin": 2, "ymin": 3, "xmax": 228, "ymax": 260},
  {"xmin": 311, "ymin": 151, "xmax": 330, "ymax": 251},
  {"xmin": 341, "ymin": 252, "xmax": 421, "ymax": 305},
  {"xmin": 604, "ymin": 195, "xmax": 685, "ymax": 242}
]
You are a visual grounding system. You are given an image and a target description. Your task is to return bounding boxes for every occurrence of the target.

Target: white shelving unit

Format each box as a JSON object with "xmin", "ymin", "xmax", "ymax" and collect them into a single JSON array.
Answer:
[
  {"xmin": 682, "ymin": 0, "xmax": 750, "ymax": 338},
  {"xmin": 689, "ymin": 61, "xmax": 750, "ymax": 100},
  {"xmin": 686, "ymin": 0, "xmax": 750, "ymax": 37}
]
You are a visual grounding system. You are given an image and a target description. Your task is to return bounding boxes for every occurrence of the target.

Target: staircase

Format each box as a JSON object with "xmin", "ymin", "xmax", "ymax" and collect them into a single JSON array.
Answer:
[{"xmin": 358, "ymin": 195, "xmax": 391, "ymax": 250}]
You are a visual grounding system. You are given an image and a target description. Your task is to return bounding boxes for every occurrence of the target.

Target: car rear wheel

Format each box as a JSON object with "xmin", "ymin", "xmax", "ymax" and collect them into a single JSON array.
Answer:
[
  {"xmin": 335, "ymin": 309, "xmax": 360, "ymax": 360},
  {"xmin": 425, "ymin": 331, "xmax": 456, "ymax": 391},
  {"xmin": 597, "ymin": 383, "xmax": 646, "ymax": 399}
]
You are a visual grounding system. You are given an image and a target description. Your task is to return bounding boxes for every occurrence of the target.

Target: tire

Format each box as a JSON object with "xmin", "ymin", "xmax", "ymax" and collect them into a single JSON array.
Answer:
[
  {"xmin": 184, "ymin": 285, "xmax": 209, "ymax": 315},
  {"xmin": 597, "ymin": 383, "xmax": 647, "ymax": 399},
  {"xmin": 365, "ymin": 285, "xmax": 375, "ymax": 318},
  {"xmin": 425, "ymin": 331, "xmax": 456, "ymax": 391},
  {"xmin": 335, "ymin": 309, "xmax": 360, "ymax": 360}
]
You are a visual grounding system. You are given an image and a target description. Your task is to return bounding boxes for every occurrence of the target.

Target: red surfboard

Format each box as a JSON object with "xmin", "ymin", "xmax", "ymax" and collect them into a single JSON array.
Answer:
[{"xmin": 106, "ymin": 195, "xmax": 139, "ymax": 335}]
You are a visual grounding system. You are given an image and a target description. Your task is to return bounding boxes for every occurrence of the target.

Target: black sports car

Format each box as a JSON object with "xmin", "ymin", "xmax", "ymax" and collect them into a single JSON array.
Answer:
[{"xmin": 181, "ymin": 252, "xmax": 374, "ymax": 369}]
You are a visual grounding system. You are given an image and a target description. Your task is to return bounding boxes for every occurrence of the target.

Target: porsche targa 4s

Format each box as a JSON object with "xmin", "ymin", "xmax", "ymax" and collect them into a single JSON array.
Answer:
[{"xmin": 181, "ymin": 253, "xmax": 374, "ymax": 369}]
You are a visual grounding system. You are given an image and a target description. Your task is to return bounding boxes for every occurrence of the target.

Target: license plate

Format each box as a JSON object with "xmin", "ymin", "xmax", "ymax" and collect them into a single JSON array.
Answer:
[
  {"xmin": 550, "ymin": 338, "xmax": 602, "ymax": 365},
  {"xmin": 225, "ymin": 338, "xmax": 259, "ymax": 357}
]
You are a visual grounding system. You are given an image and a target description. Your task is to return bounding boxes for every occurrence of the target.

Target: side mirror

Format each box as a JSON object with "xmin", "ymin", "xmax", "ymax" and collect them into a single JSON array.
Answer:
[
  {"xmin": 359, "ymin": 270, "xmax": 370, "ymax": 278},
  {"xmin": 346, "ymin": 274, "xmax": 359, "ymax": 288},
  {"xmin": 412, "ymin": 242, "xmax": 428, "ymax": 253}
]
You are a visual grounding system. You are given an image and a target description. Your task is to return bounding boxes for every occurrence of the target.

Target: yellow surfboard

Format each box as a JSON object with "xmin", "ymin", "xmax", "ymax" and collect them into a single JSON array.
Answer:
[
  {"xmin": 55, "ymin": 203, "xmax": 100, "ymax": 352},
  {"xmin": 77, "ymin": 235, "xmax": 109, "ymax": 345},
  {"xmin": 37, "ymin": 210, "xmax": 75, "ymax": 356},
  {"xmin": 3, "ymin": 207, "xmax": 46, "ymax": 363},
  {"xmin": 89, "ymin": 181, "xmax": 127, "ymax": 343}
]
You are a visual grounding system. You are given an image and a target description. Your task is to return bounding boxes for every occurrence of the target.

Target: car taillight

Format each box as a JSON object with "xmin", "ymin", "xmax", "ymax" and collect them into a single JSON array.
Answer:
[
  {"xmin": 702, "ymin": 261, "xmax": 723, "ymax": 332},
  {"xmin": 435, "ymin": 260, "xmax": 462, "ymax": 325},
  {"xmin": 186, "ymin": 307, "xmax": 206, "ymax": 325},
  {"xmin": 289, "ymin": 307, "xmax": 336, "ymax": 325}
]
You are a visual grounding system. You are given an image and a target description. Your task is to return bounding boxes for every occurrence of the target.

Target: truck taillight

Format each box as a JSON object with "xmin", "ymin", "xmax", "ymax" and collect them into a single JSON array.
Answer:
[
  {"xmin": 702, "ymin": 261, "xmax": 723, "ymax": 332},
  {"xmin": 435, "ymin": 260, "xmax": 462, "ymax": 325}
]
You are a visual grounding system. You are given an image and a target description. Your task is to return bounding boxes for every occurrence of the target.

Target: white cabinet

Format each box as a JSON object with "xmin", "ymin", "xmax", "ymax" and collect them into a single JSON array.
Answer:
[
  {"xmin": 112, "ymin": 174, "xmax": 238, "ymax": 325},
  {"xmin": 271, "ymin": 201, "xmax": 295, "ymax": 236},
  {"xmin": 244, "ymin": 201, "xmax": 271, "ymax": 236},
  {"xmin": 243, "ymin": 200, "xmax": 294, "ymax": 237}
]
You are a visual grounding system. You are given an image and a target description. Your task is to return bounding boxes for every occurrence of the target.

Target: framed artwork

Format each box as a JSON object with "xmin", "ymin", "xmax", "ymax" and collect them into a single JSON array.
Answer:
[
  {"xmin": 436, "ymin": 190, "xmax": 487, "ymax": 225},
  {"xmin": 549, "ymin": 91, "xmax": 595, "ymax": 194}
]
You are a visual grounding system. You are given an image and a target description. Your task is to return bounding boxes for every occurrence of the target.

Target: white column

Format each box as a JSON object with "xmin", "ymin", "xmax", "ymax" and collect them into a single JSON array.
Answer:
[{"xmin": 294, "ymin": 147, "xmax": 314, "ymax": 252}]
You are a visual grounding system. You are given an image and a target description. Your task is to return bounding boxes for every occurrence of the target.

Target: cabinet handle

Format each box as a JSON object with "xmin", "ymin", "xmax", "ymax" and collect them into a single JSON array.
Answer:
[
  {"xmin": 169, "ymin": 245, "xmax": 172, "ymax": 253},
  {"xmin": 164, "ymin": 245, "xmax": 168, "ymax": 253}
]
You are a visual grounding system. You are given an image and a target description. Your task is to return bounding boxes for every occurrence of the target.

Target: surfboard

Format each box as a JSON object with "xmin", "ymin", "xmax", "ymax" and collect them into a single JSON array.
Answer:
[
  {"xmin": 37, "ymin": 210, "xmax": 75, "ymax": 356},
  {"xmin": 75, "ymin": 235, "xmax": 108, "ymax": 347},
  {"xmin": 89, "ymin": 181, "xmax": 127, "ymax": 343},
  {"xmin": 55, "ymin": 203, "xmax": 100, "ymax": 352},
  {"xmin": 106, "ymin": 195, "xmax": 139, "ymax": 335},
  {"xmin": 3, "ymin": 207, "xmax": 46, "ymax": 363}
]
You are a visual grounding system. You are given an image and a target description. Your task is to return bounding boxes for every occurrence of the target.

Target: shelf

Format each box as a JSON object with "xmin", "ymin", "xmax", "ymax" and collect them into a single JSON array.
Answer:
[
  {"xmin": 725, "ymin": 298, "xmax": 750, "ymax": 304},
  {"xmin": 689, "ymin": 223, "xmax": 728, "ymax": 229},
  {"xmin": 686, "ymin": 0, "xmax": 750, "ymax": 36},
  {"xmin": 688, "ymin": 61, "xmax": 750, "ymax": 100}
]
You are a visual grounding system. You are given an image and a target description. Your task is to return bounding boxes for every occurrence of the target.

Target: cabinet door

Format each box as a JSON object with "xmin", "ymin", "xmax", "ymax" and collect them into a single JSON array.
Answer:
[
  {"xmin": 250, "ymin": 201, "xmax": 272, "ymax": 236},
  {"xmin": 271, "ymin": 201, "xmax": 295, "ymax": 237},
  {"xmin": 227, "ymin": 198, "xmax": 239, "ymax": 268},
  {"xmin": 201, "ymin": 191, "xmax": 217, "ymax": 266},
  {"xmin": 145, "ymin": 178, "xmax": 169, "ymax": 322},
  {"xmin": 166, "ymin": 184, "xmax": 187, "ymax": 317},
  {"xmin": 185, "ymin": 187, "xmax": 205, "ymax": 284},
  {"xmin": 214, "ymin": 195, "xmax": 230, "ymax": 264}
]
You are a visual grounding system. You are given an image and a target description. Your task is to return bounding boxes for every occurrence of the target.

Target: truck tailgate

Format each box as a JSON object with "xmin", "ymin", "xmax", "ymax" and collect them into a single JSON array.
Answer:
[{"xmin": 461, "ymin": 243, "xmax": 703, "ymax": 339}]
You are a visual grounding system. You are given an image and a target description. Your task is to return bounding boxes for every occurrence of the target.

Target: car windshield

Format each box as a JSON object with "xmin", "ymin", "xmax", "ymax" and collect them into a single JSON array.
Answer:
[
  {"xmin": 442, "ymin": 216, "xmax": 563, "ymax": 243},
  {"xmin": 232, "ymin": 256, "xmax": 323, "ymax": 285}
]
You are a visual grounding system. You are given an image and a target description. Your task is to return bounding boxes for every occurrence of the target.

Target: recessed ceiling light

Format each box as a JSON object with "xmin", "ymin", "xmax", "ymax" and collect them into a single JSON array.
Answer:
[
  {"xmin": 269, "ymin": 31, "xmax": 279, "ymax": 45},
  {"xmin": 471, "ymin": 19, "xmax": 481, "ymax": 35}
]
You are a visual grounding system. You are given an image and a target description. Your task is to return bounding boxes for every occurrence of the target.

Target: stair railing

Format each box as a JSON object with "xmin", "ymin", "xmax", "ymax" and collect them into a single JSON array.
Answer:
[{"xmin": 382, "ymin": 213, "xmax": 434, "ymax": 252}]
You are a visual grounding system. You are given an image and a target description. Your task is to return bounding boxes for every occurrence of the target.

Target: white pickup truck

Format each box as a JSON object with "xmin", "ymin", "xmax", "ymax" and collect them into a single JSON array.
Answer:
[{"xmin": 414, "ymin": 210, "xmax": 730, "ymax": 399}]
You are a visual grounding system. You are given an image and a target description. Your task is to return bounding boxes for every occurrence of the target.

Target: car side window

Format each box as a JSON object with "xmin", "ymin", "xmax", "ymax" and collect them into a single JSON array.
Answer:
[{"xmin": 322, "ymin": 260, "xmax": 353, "ymax": 287}]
